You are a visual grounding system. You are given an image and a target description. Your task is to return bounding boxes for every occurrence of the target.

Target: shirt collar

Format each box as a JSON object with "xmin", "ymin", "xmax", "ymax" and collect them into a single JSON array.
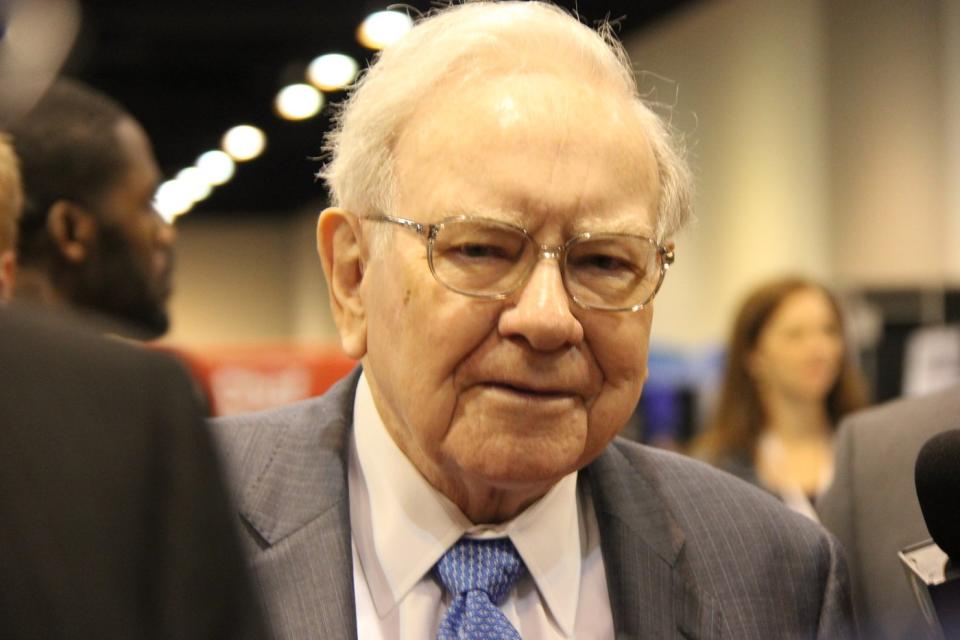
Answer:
[{"xmin": 349, "ymin": 371, "xmax": 582, "ymax": 635}]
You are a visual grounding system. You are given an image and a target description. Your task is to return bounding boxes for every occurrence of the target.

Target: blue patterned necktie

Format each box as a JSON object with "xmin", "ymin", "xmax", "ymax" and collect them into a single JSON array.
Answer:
[{"xmin": 434, "ymin": 537, "xmax": 527, "ymax": 640}]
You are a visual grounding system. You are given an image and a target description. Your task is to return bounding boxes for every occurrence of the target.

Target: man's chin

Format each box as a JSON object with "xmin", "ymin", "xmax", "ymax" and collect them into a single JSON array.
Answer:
[
  {"xmin": 454, "ymin": 438, "xmax": 583, "ymax": 488},
  {"xmin": 101, "ymin": 296, "xmax": 170, "ymax": 339},
  {"xmin": 101, "ymin": 302, "xmax": 169, "ymax": 340},
  {"xmin": 68, "ymin": 249, "xmax": 172, "ymax": 339},
  {"xmin": 63, "ymin": 303, "xmax": 169, "ymax": 341},
  {"xmin": 128, "ymin": 307, "xmax": 170, "ymax": 339},
  {"xmin": 110, "ymin": 288, "xmax": 171, "ymax": 339}
]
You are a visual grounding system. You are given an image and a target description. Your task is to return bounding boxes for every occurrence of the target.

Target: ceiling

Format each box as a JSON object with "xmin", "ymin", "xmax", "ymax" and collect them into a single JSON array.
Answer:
[{"xmin": 67, "ymin": 0, "xmax": 697, "ymax": 219}]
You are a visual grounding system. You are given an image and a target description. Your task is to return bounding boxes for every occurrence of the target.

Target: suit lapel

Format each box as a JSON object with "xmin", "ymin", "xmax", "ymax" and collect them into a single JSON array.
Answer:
[
  {"xmin": 587, "ymin": 441, "xmax": 725, "ymax": 640},
  {"xmin": 238, "ymin": 371, "xmax": 362, "ymax": 640}
]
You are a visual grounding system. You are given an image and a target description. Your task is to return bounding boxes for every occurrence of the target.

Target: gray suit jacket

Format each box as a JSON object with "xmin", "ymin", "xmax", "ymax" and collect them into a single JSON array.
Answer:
[
  {"xmin": 817, "ymin": 385, "xmax": 960, "ymax": 640},
  {"xmin": 214, "ymin": 370, "xmax": 853, "ymax": 639}
]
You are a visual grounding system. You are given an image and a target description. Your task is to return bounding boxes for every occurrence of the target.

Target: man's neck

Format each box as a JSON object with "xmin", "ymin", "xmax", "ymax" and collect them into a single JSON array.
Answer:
[
  {"xmin": 444, "ymin": 476, "xmax": 556, "ymax": 525},
  {"xmin": 397, "ymin": 429, "xmax": 556, "ymax": 523}
]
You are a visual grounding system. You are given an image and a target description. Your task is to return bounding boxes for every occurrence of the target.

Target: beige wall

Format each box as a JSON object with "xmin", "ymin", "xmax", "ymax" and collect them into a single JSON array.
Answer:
[
  {"xmin": 288, "ymin": 211, "xmax": 339, "ymax": 342},
  {"xmin": 825, "ymin": 0, "xmax": 946, "ymax": 287},
  {"xmin": 163, "ymin": 0, "xmax": 959, "ymax": 349},
  {"xmin": 162, "ymin": 211, "xmax": 338, "ymax": 347},
  {"xmin": 627, "ymin": 0, "xmax": 959, "ymax": 349},
  {"xmin": 945, "ymin": 0, "xmax": 960, "ymax": 281},
  {"xmin": 627, "ymin": 0, "xmax": 829, "ymax": 348}
]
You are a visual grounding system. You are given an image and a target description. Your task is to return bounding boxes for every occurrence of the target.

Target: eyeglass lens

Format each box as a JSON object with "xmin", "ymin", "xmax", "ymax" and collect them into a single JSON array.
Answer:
[{"xmin": 428, "ymin": 218, "xmax": 661, "ymax": 310}]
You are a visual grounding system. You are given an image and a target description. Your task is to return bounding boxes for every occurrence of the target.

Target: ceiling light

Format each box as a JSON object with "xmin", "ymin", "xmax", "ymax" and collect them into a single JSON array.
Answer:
[
  {"xmin": 307, "ymin": 53, "xmax": 359, "ymax": 90},
  {"xmin": 357, "ymin": 10, "xmax": 413, "ymax": 50},
  {"xmin": 154, "ymin": 180, "xmax": 194, "ymax": 223},
  {"xmin": 176, "ymin": 167, "xmax": 212, "ymax": 202},
  {"xmin": 275, "ymin": 83, "xmax": 324, "ymax": 121},
  {"xmin": 195, "ymin": 150, "xmax": 235, "ymax": 186},
  {"xmin": 221, "ymin": 124, "xmax": 266, "ymax": 161}
]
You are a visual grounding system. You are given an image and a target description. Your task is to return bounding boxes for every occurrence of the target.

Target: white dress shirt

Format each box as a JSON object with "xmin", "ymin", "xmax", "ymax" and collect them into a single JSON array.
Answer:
[{"xmin": 348, "ymin": 372, "xmax": 615, "ymax": 639}]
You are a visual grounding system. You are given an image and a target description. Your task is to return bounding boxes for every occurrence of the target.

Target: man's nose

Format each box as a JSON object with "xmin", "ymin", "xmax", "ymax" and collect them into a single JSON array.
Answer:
[{"xmin": 498, "ymin": 258, "xmax": 584, "ymax": 351}]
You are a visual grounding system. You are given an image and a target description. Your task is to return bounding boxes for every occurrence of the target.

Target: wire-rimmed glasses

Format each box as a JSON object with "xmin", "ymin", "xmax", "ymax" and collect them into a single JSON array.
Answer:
[{"xmin": 362, "ymin": 214, "xmax": 674, "ymax": 312}]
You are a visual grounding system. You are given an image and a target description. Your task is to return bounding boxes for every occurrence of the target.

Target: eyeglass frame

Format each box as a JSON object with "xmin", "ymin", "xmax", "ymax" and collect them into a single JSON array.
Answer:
[{"xmin": 360, "ymin": 213, "xmax": 675, "ymax": 312}]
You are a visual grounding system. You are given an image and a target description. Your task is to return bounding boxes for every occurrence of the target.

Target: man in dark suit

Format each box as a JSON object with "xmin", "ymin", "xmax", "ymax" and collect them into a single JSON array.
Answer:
[
  {"xmin": 213, "ymin": 3, "xmax": 853, "ymax": 638},
  {"xmin": 818, "ymin": 385, "xmax": 960, "ymax": 640},
  {"xmin": 0, "ymin": 305, "xmax": 268, "ymax": 639}
]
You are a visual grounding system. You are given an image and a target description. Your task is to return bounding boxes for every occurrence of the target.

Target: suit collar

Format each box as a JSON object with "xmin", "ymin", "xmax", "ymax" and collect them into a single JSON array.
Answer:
[
  {"xmin": 588, "ymin": 440, "xmax": 684, "ymax": 565},
  {"xmin": 239, "ymin": 369, "xmax": 361, "ymax": 545},
  {"xmin": 236, "ymin": 370, "xmax": 361, "ymax": 640},
  {"xmin": 587, "ymin": 440, "xmax": 725, "ymax": 639}
]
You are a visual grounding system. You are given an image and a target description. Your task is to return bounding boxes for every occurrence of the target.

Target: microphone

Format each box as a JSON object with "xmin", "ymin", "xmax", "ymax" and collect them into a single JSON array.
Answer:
[
  {"xmin": 917, "ymin": 430, "xmax": 960, "ymax": 560},
  {"xmin": 900, "ymin": 429, "xmax": 960, "ymax": 639}
]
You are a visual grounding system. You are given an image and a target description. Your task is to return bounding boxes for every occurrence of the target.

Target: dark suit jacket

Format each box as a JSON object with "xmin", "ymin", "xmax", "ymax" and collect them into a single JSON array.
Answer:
[
  {"xmin": 0, "ymin": 306, "xmax": 268, "ymax": 639},
  {"xmin": 818, "ymin": 386, "xmax": 960, "ymax": 640},
  {"xmin": 214, "ymin": 369, "xmax": 853, "ymax": 639}
]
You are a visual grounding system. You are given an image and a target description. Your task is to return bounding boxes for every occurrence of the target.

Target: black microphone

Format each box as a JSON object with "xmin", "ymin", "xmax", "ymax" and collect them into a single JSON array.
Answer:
[
  {"xmin": 917, "ymin": 431, "xmax": 960, "ymax": 561},
  {"xmin": 900, "ymin": 429, "xmax": 960, "ymax": 639}
]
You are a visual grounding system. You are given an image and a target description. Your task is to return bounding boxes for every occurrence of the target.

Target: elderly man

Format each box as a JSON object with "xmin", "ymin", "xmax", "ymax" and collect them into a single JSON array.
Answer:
[
  {"xmin": 215, "ymin": 3, "xmax": 853, "ymax": 638},
  {"xmin": 8, "ymin": 79, "xmax": 175, "ymax": 338},
  {"xmin": 0, "ymin": 134, "xmax": 21, "ymax": 300}
]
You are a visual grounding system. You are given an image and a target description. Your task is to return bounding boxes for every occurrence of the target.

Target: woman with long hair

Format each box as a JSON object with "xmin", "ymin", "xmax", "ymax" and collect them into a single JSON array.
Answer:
[{"xmin": 692, "ymin": 276, "xmax": 867, "ymax": 519}]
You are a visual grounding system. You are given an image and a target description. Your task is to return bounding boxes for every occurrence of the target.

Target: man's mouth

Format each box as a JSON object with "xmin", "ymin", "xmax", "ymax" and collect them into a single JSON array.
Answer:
[{"xmin": 484, "ymin": 381, "xmax": 576, "ymax": 399}]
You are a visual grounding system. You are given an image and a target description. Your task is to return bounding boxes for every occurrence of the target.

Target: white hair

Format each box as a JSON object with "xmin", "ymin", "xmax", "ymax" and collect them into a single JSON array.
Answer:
[{"xmin": 319, "ymin": 1, "xmax": 692, "ymax": 242}]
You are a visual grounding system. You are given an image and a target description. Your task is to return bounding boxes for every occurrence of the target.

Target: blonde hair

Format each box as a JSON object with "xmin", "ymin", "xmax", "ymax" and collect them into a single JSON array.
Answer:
[
  {"xmin": 320, "ymin": 1, "xmax": 692, "ymax": 242},
  {"xmin": 0, "ymin": 133, "xmax": 23, "ymax": 253}
]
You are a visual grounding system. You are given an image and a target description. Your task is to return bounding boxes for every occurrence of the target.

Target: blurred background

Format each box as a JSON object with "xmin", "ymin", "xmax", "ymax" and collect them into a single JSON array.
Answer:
[{"xmin": 53, "ymin": 0, "xmax": 960, "ymax": 436}]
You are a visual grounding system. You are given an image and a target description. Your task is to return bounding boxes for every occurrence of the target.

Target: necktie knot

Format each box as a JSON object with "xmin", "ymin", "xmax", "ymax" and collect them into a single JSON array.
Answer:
[
  {"xmin": 434, "ymin": 537, "xmax": 527, "ymax": 639},
  {"xmin": 435, "ymin": 537, "xmax": 526, "ymax": 603}
]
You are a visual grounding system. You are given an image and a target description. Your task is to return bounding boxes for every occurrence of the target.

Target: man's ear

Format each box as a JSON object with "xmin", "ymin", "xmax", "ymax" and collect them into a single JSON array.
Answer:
[
  {"xmin": 46, "ymin": 200, "xmax": 97, "ymax": 263},
  {"xmin": 0, "ymin": 250, "xmax": 16, "ymax": 303},
  {"xmin": 318, "ymin": 208, "xmax": 367, "ymax": 359}
]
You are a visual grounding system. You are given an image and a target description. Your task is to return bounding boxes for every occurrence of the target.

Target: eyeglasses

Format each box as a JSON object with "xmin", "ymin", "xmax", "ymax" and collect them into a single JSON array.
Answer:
[{"xmin": 362, "ymin": 214, "xmax": 674, "ymax": 312}]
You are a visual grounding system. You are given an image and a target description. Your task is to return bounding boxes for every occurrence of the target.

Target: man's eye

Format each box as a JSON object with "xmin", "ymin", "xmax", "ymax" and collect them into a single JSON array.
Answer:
[
  {"xmin": 452, "ymin": 243, "xmax": 513, "ymax": 259},
  {"xmin": 572, "ymin": 254, "xmax": 635, "ymax": 272}
]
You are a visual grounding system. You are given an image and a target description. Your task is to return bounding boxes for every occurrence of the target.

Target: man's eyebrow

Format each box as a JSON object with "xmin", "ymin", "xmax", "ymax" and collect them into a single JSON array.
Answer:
[
  {"xmin": 432, "ymin": 207, "xmax": 655, "ymax": 236},
  {"xmin": 443, "ymin": 206, "xmax": 526, "ymax": 227},
  {"xmin": 568, "ymin": 215, "xmax": 655, "ymax": 236}
]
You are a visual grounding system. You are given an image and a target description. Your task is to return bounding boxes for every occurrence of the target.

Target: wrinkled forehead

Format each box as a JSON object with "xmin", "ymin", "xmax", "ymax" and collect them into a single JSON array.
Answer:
[{"xmin": 393, "ymin": 72, "xmax": 660, "ymax": 235}]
